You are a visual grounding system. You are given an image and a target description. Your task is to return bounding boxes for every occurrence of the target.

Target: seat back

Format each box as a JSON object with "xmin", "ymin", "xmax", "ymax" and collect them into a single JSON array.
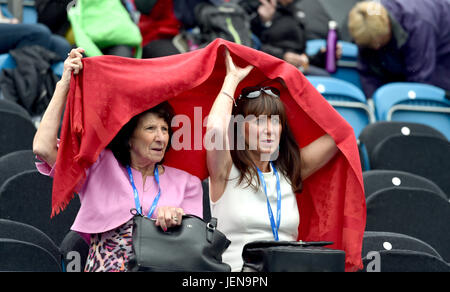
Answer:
[
  {"xmin": 366, "ymin": 187, "xmax": 450, "ymax": 262},
  {"xmin": 362, "ymin": 231, "xmax": 442, "ymax": 260},
  {"xmin": 0, "ymin": 219, "xmax": 61, "ymax": 264},
  {"xmin": 308, "ymin": 76, "xmax": 373, "ymax": 137},
  {"xmin": 373, "ymin": 83, "xmax": 450, "ymax": 139},
  {"xmin": 306, "ymin": 40, "xmax": 362, "ymax": 89},
  {"xmin": 362, "ymin": 250, "xmax": 450, "ymax": 272},
  {"xmin": 0, "ymin": 239, "xmax": 62, "ymax": 272},
  {"xmin": 370, "ymin": 134, "xmax": 450, "ymax": 196},
  {"xmin": 358, "ymin": 121, "xmax": 447, "ymax": 170},
  {"xmin": 0, "ymin": 170, "xmax": 81, "ymax": 245},
  {"xmin": 0, "ymin": 110, "xmax": 36, "ymax": 157},
  {"xmin": 0, "ymin": 98, "xmax": 31, "ymax": 119},
  {"xmin": 60, "ymin": 231, "xmax": 89, "ymax": 272},
  {"xmin": 0, "ymin": 150, "xmax": 37, "ymax": 189},
  {"xmin": 0, "ymin": 53, "xmax": 17, "ymax": 70},
  {"xmin": 363, "ymin": 170, "xmax": 447, "ymax": 200}
]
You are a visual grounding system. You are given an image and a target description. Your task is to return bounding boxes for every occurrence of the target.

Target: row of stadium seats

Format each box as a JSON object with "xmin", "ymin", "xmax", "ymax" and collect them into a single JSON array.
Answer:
[
  {"xmin": 308, "ymin": 77, "xmax": 450, "ymax": 140},
  {"xmin": 1, "ymin": 151, "xmax": 449, "ymax": 271},
  {"xmin": 0, "ymin": 53, "xmax": 64, "ymax": 77}
]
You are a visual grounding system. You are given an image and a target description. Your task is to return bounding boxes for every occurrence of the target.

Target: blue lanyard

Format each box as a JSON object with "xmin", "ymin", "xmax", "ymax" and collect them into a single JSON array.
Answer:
[
  {"xmin": 126, "ymin": 165, "xmax": 161, "ymax": 218},
  {"xmin": 256, "ymin": 162, "xmax": 282, "ymax": 241}
]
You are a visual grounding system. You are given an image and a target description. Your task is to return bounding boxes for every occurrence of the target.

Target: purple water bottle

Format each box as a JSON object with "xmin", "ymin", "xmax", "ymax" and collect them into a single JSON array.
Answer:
[{"xmin": 326, "ymin": 21, "xmax": 338, "ymax": 74}]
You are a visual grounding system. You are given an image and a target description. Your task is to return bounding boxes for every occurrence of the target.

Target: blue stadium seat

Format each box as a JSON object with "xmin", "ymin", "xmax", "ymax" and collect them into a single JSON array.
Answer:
[
  {"xmin": 0, "ymin": 4, "xmax": 36, "ymax": 24},
  {"xmin": 0, "ymin": 53, "xmax": 63, "ymax": 77},
  {"xmin": 0, "ymin": 54, "xmax": 17, "ymax": 70},
  {"xmin": 22, "ymin": 5, "xmax": 37, "ymax": 24},
  {"xmin": 0, "ymin": 4, "xmax": 13, "ymax": 18},
  {"xmin": 307, "ymin": 76, "xmax": 375, "ymax": 137},
  {"xmin": 306, "ymin": 39, "xmax": 362, "ymax": 90},
  {"xmin": 306, "ymin": 39, "xmax": 358, "ymax": 62},
  {"xmin": 373, "ymin": 83, "xmax": 450, "ymax": 140}
]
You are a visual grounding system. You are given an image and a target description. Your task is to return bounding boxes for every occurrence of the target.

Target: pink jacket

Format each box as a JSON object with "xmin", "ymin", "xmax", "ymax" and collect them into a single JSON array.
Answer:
[{"xmin": 36, "ymin": 149, "xmax": 203, "ymax": 238}]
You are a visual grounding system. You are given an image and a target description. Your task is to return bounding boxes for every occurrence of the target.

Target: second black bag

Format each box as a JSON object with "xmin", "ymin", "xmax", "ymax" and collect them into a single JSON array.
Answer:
[
  {"xmin": 242, "ymin": 241, "xmax": 346, "ymax": 272},
  {"xmin": 128, "ymin": 214, "xmax": 231, "ymax": 272}
]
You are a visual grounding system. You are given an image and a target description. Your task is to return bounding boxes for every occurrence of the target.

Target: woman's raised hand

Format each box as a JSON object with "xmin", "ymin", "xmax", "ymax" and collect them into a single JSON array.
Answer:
[
  {"xmin": 60, "ymin": 47, "xmax": 85, "ymax": 86},
  {"xmin": 224, "ymin": 49, "xmax": 254, "ymax": 84}
]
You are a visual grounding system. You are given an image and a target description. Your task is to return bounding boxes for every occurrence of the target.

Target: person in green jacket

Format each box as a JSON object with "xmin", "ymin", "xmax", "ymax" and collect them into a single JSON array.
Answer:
[{"xmin": 68, "ymin": 0, "xmax": 142, "ymax": 58}]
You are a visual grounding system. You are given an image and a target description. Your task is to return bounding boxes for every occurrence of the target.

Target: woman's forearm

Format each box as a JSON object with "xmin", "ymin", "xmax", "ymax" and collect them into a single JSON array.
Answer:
[
  {"xmin": 300, "ymin": 134, "xmax": 338, "ymax": 180},
  {"xmin": 207, "ymin": 75, "xmax": 240, "ymax": 133},
  {"xmin": 32, "ymin": 80, "xmax": 70, "ymax": 167},
  {"xmin": 33, "ymin": 47, "xmax": 84, "ymax": 167}
]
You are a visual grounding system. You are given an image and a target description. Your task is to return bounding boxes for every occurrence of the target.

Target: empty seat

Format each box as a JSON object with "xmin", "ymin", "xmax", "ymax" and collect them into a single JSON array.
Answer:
[
  {"xmin": 362, "ymin": 231, "xmax": 442, "ymax": 260},
  {"xmin": 0, "ymin": 98, "xmax": 31, "ymax": 119},
  {"xmin": 363, "ymin": 170, "xmax": 447, "ymax": 200},
  {"xmin": 0, "ymin": 239, "xmax": 62, "ymax": 272},
  {"xmin": 308, "ymin": 76, "xmax": 374, "ymax": 137},
  {"xmin": 366, "ymin": 187, "xmax": 450, "ymax": 262},
  {"xmin": 0, "ymin": 170, "xmax": 81, "ymax": 245},
  {"xmin": 370, "ymin": 134, "xmax": 450, "ymax": 196},
  {"xmin": 373, "ymin": 82, "xmax": 450, "ymax": 139},
  {"xmin": 0, "ymin": 150, "xmax": 37, "ymax": 189},
  {"xmin": 358, "ymin": 121, "xmax": 447, "ymax": 170},
  {"xmin": 306, "ymin": 40, "xmax": 358, "ymax": 61},
  {"xmin": 0, "ymin": 53, "xmax": 16, "ymax": 70},
  {"xmin": 22, "ymin": 5, "xmax": 38, "ymax": 24},
  {"xmin": 0, "ymin": 110, "xmax": 36, "ymax": 157},
  {"xmin": 0, "ymin": 219, "xmax": 61, "ymax": 266},
  {"xmin": 362, "ymin": 250, "xmax": 450, "ymax": 272},
  {"xmin": 60, "ymin": 231, "xmax": 89, "ymax": 272},
  {"xmin": 306, "ymin": 40, "xmax": 362, "ymax": 89}
]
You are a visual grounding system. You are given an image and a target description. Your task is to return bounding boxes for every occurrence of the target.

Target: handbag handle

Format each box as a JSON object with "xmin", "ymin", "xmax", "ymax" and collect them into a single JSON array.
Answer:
[
  {"xmin": 130, "ymin": 209, "xmax": 218, "ymax": 243},
  {"xmin": 180, "ymin": 214, "xmax": 218, "ymax": 244}
]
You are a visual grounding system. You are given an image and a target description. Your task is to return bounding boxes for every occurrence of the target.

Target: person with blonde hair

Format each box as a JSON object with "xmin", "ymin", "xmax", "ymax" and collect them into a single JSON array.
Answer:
[{"xmin": 348, "ymin": 0, "xmax": 450, "ymax": 98}]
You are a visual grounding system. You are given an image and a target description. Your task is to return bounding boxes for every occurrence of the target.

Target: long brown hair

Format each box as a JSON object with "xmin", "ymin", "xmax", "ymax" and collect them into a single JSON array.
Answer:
[{"xmin": 230, "ymin": 89, "xmax": 303, "ymax": 193}]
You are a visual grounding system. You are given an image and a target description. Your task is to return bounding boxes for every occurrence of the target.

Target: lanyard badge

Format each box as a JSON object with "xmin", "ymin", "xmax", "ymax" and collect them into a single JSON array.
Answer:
[
  {"xmin": 126, "ymin": 165, "xmax": 161, "ymax": 219},
  {"xmin": 256, "ymin": 162, "xmax": 282, "ymax": 241}
]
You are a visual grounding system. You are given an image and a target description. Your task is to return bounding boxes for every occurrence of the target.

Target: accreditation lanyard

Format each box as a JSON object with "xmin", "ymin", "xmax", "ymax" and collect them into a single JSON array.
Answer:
[
  {"xmin": 256, "ymin": 162, "xmax": 282, "ymax": 241},
  {"xmin": 126, "ymin": 165, "xmax": 161, "ymax": 218}
]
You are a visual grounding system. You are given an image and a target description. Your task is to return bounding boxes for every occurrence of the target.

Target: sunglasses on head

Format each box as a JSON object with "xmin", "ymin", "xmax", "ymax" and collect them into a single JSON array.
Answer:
[{"xmin": 239, "ymin": 86, "xmax": 280, "ymax": 99}]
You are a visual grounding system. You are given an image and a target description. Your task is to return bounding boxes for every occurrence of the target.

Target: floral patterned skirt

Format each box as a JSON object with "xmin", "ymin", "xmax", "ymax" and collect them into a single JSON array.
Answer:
[{"xmin": 84, "ymin": 219, "xmax": 134, "ymax": 272}]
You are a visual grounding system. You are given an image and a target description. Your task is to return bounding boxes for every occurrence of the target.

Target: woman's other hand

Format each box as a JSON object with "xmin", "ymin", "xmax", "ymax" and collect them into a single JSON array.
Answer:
[{"xmin": 155, "ymin": 206, "xmax": 184, "ymax": 232}]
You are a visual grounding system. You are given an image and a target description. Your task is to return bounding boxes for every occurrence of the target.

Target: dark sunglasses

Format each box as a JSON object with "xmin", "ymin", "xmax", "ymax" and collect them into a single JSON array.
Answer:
[{"xmin": 239, "ymin": 86, "xmax": 280, "ymax": 99}]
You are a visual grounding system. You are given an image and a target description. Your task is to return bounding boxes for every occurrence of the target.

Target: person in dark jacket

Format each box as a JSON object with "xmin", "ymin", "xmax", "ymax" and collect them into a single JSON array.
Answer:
[
  {"xmin": 0, "ymin": 8, "xmax": 71, "ymax": 60},
  {"xmin": 348, "ymin": 0, "xmax": 450, "ymax": 98},
  {"xmin": 241, "ymin": 0, "xmax": 341, "ymax": 76}
]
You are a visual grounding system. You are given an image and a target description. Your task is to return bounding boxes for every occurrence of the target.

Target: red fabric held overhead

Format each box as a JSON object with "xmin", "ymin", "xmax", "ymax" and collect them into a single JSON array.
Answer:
[{"xmin": 54, "ymin": 39, "xmax": 366, "ymax": 271}]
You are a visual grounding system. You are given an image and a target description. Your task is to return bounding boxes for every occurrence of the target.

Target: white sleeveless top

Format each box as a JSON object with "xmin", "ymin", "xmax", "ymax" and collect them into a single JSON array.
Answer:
[{"xmin": 210, "ymin": 163, "xmax": 300, "ymax": 272}]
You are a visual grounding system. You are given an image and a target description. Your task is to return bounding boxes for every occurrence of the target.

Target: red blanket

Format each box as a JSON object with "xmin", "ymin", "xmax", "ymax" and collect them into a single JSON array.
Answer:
[{"xmin": 55, "ymin": 39, "xmax": 366, "ymax": 271}]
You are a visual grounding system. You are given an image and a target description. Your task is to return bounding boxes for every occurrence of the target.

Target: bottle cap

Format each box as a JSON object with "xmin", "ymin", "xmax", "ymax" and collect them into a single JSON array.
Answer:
[{"xmin": 328, "ymin": 21, "xmax": 338, "ymax": 30}]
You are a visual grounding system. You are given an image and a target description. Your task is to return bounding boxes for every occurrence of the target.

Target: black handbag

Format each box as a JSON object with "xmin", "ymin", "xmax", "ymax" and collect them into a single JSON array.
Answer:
[
  {"xmin": 241, "ymin": 241, "xmax": 346, "ymax": 272},
  {"xmin": 128, "ymin": 213, "xmax": 232, "ymax": 272}
]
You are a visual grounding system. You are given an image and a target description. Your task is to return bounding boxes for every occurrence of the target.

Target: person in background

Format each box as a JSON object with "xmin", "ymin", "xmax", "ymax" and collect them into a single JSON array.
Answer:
[
  {"xmin": 0, "ymin": 8, "xmax": 71, "ymax": 59},
  {"xmin": 240, "ymin": 0, "xmax": 341, "ymax": 75},
  {"xmin": 348, "ymin": 0, "xmax": 450, "ymax": 98},
  {"xmin": 67, "ymin": 0, "xmax": 142, "ymax": 58}
]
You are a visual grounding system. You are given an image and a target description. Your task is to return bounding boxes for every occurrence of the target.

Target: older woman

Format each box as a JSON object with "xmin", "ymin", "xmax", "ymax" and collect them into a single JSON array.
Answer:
[
  {"xmin": 33, "ymin": 48, "xmax": 203, "ymax": 272},
  {"xmin": 206, "ymin": 50, "xmax": 339, "ymax": 271}
]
